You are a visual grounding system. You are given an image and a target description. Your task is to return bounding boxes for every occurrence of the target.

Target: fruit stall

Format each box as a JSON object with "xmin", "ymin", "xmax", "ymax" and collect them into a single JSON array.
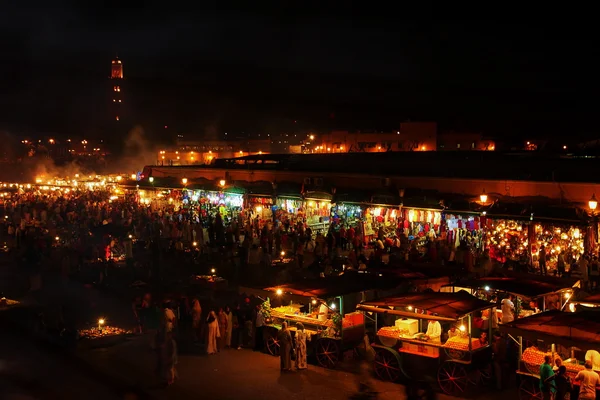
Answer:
[
  {"xmin": 239, "ymin": 271, "xmax": 424, "ymax": 368},
  {"xmin": 441, "ymin": 273, "xmax": 579, "ymax": 321},
  {"xmin": 501, "ymin": 310, "xmax": 600, "ymax": 399},
  {"xmin": 357, "ymin": 291, "xmax": 495, "ymax": 396}
]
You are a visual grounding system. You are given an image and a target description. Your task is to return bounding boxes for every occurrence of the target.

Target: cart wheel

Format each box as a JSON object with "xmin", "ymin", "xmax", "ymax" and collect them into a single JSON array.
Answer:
[
  {"xmin": 316, "ymin": 339, "xmax": 340, "ymax": 369},
  {"xmin": 437, "ymin": 361, "xmax": 469, "ymax": 395},
  {"xmin": 264, "ymin": 328, "xmax": 280, "ymax": 356},
  {"xmin": 475, "ymin": 362, "xmax": 492, "ymax": 386},
  {"xmin": 519, "ymin": 378, "xmax": 543, "ymax": 400},
  {"xmin": 374, "ymin": 347, "xmax": 402, "ymax": 382}
]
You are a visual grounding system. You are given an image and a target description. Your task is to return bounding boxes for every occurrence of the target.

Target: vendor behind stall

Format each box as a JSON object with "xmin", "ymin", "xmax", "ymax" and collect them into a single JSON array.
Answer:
[
  {"xmin": 501, "ymin": 295, "xmax": 515, "ymax": 323},
  {"xmin": 425, "ymin": 316, "xmax": 441, "ymax": 342}
]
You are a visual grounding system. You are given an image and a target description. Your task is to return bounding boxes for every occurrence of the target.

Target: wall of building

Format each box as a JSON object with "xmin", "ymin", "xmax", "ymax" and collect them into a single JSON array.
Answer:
[
  {"xmin": 438, "ymin": 132, "xmax": 495, "ymax": 151},
  {"xmin": 145, "ymin": 165, "xmax": 597, "ymax": 206},
  {"xmin": 157, "ymin": 140, "xmax": 270, "ymax": 165},
  {"xmin": 312, "ymin": 122, "xmax": 438, "ymax": 153}
]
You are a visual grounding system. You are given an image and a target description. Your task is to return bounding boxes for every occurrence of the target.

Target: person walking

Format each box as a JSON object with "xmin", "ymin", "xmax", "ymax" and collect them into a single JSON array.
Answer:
[
  {"xmin": 575, "ymin": 360, "xmax": 600, "ymax": 400},
  {"xmin": 545, "ymin": 365, "xmax": 572, "ymax": 400},
  {"xmin": 225, "ymin": 306, "xmax": 233, "ymax": 348},
  {"xmin": 277, "ymin": 321, "xmax": 293, "ymax": 372},
  {"xmin": 160, "ymin": 332, "xmax": 178, "ymax": 386},
  {"xmin": 206, "ymin": 310, "xmax": 220, "ymax": 355},
  {"xmin": 217, "ymin": 308, "xmax": 228, "ymax": 350},
  {"xmin": 190, "ymin": 298, "xmax": 202, "ymax": 342},
  {"xmin": 253, "ymin": 305, "xmax": 265, "ymax": 352},
  {"xmin": 539, "ymin": 246, "xmax": 547, "ymax": 275},
  {"xmin": 539, "ymin": 355, "xmax": 556, "ymax": 400},
  {"xmin": 295, "ymin": 322, "xmax": 308, "ymax": 370}
]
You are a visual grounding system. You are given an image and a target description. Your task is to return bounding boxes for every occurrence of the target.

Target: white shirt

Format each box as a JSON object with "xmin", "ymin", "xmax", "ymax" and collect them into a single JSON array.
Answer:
[
  {"xmin": 426, "ymin": 321, "xmax": 441, "ymax": 341},
  {"xmin": 318, "ymin": 304, "xmax": 329, "ymax": 321},
  {"xmin": 162, "ymin": 308, "xmax": 176, "ymax": 332},
  {"xmin": 575, "ymin": 369, "xmax": 600, "ymax": 399},
  {"xmin": 501, "ymin": 299, "xmax": 515, "ymax": 323}
]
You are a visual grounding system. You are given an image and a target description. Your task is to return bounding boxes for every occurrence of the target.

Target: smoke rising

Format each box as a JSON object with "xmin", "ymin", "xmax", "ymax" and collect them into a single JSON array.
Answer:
[{"xmin": 115, "ymin": 125, "xmax": 160, "ymax": 174}]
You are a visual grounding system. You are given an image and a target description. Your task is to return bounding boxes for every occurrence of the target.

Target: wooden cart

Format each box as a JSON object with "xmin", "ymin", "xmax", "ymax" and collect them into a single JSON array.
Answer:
[
  {"xmin": 501, "ymin": 310, "xmax": 600, "ymax": 400},
  {"xmin": 240, "ymin": 270, "xmax": 436, "ymax": 368},
  {"xmin": 357, "ymin": 291, "xmax": 495, "ymax": 396}
]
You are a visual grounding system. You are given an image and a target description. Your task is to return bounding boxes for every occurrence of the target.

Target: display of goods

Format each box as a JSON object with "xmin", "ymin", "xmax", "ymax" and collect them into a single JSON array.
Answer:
[
  {"xmin": 444, "ymin": 336, "xmax": 470, "ymax": 351},
  {"xmin": 522, "ymin": 347, "xmax": 548, "ymax": 366},
  {"xmin": 191, "ymin": 275, "xmax": 225, "ymax": 283},
  {"xmin": 564, "ymin": 362, "xmax": 585, "ymax": 377},
  {"xmin": 271, "ymin": 311, "xmax": 333, "ymax": 327},
  {"xmin": 272, "ymin": 306, "xmax": 301, "ymax": 315},
  {"xmin": 377, "ymin": 326, "xmax": 410, "ymax": 339},
  {"xmin": 79, "ymin": 326, "xmax": 132, "ymax": 339},
  {"xmin": 0, "ymin": 297, "xmax": 19, "ymax": 307}
]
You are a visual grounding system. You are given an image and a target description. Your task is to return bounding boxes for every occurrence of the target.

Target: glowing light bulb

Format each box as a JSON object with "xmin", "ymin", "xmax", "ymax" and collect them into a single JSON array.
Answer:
[{"xmin": 276, "ymin": 289, "xmax": 283, "ymax": 296}]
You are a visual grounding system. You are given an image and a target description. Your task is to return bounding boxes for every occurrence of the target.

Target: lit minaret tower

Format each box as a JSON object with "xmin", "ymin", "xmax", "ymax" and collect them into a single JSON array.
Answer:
[{"xmin": 110, "ymin": 57, "xmax": 124, "ymax": 121}]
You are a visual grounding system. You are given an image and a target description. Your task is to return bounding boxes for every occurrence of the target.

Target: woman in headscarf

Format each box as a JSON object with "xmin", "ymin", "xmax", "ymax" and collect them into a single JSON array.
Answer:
[
  {"xmin": 217, "ymin": 307, "xmax": 228, "ymax": 350},
  {"xmin": 206, "ymin": 310, "xmax": 220, "ymax": 355},
  {"xmin": 295, "ymin": 322, "xmax": 308, "ymax": 370},
  {"xmin": 277, "ymin": 321, "xmax": 293, "ymax": 372},
  {"xmin": 190, "ymin": 298, "xmax": 202, "ymax": 342}
]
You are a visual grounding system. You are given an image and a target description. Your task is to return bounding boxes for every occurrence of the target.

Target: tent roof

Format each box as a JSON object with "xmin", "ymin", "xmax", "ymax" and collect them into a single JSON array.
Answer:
[
  {"xmin": 449, "ymin": 275, "xmax": 578, "ymax": 298},
  {"xmin": 500, "ymin": 310, "xmax": 600, "ymax": 347},
  {"xmin": 359, "ymin": 291, "xmax": 491, "ymax": 319},
  {"xmin": 262, "ymin": 270, "xmax": 426, "ymax": 299}
]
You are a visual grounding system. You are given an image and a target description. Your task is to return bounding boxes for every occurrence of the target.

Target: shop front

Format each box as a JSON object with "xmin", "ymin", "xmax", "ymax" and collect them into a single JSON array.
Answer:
[
  {"xmin": 485, "ymin": 218, "xmax": 585, "ymax": 272},
  {"xmin": 398, "ymin": 207, "xmax": 443, "ymax": 257},
  {"xmin": 184, "ymin": 189, "xmax": 245, "ymax": 221},
  {"xmin": 246, "ymin": 195, "xmax": 275, "ymax": 224},
  {"xmin": 303, "ymin": 191, "xmax": 333, "ymax": 236},
  {"xmin": 362, "ymin": 193, "xmax": 402, "ymax": 242},
  {"xmin": 275, "ymin": 197, "xmax": 303, "ymax": 226}
]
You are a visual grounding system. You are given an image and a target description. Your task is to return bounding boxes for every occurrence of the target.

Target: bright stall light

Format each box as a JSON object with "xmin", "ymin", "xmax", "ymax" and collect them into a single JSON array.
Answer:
[
  {"xmin": 276, "ymin": 289, "xmax": 283, "ymax": 296},
  {"xmin": 480, "ymin": 189, "xmax": 488, "ymax": 204},
  {"xmin": 589, "ymin": 194, "xmax": 598, "ymax": 211}
]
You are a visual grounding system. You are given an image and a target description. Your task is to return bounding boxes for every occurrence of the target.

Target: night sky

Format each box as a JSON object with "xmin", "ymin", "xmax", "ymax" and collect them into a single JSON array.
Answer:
[{"xmin": 1, "ymin": 6, "xmax": 598, "ymax": 143}]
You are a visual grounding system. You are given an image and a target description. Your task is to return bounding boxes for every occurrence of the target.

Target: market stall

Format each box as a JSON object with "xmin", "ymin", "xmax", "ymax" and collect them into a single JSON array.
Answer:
[
  {"xmin": 239, "ymin": 271, "xmax": 425, "ymax": 368},
  {"xmin": 357, "ymin": 291, "xmax": 494, "ymax": 395},
  {"xmin": 485, "ymin": 218, "xmax": 585, "ymax": 273},
  {"xmin": 501, "ymin": 310, "xmax": 600, "ymax": 399},
  {"xmin": 78, "ymin": 318, "xmax": 133, "ymax": 349},
  {"xmin": 442, "ymin": 273, "xmax": 580, "ymax": 322},
  {"xmin": 303, "ymin": 192, "xmax": 333, "ymax": 237},
  {"xmin": 397, "ymin": 207, "xmax": 443, "ymax": 258}
]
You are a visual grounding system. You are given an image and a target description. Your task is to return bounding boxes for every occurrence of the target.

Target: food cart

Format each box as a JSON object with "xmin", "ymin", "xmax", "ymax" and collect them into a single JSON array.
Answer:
[
  {"xmin": 357, "ymin": 291, "xmax": 495, "ymax": 395},
  {"xmin": 240, "ymin": 271, "xmax": 433, "ymax": 368},
  {"xmin": 442, "ymin": 274, "xmax": 579, "ymax": 322},
  {"xmin": 501, "ymin": 310, "xmax": 600, "ymax": 399}
]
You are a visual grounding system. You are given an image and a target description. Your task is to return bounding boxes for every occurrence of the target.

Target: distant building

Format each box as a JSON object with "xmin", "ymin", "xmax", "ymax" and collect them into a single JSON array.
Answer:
[
  {"xmin": 110, "ymin": 57, "xmax": 124, "ymax": 123},
  {"xmin": 437, "ymin": 132, "xmax": 495, "ymax": 151},
  {"xmin": 312, "ymin": 122, "xmax": 438, "ymax": 153},
  {"xmin": 158, "ymin": 138, "xmax": 270, "ymax": 165}
]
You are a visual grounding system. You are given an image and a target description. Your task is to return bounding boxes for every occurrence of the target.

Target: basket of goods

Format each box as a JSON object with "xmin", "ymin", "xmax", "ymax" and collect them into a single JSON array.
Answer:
[
  {"xmin": 0, "ymin": 297, "xmax": 19, "ymax": 308},
  {"xmin": 79, "ymin": 326, "xmax": 132, "ymax": 339},
  {"xmin": 377, "ymin": 327, "xmax": 409, "ymax": 347},
  {"xmin": 564, "ymin": 362, "xmax": 585, "ymax": 379},
  {"xmin": 444, "ymin": 336, "xmax": 470, "ymax": 360},
  {"xmin": 522, "ymin": 347, "xmax": 550, "ymax": 374},
  {"xmin": 78, "ymin": 326, "xmax": 133, "ymax": 349}
]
